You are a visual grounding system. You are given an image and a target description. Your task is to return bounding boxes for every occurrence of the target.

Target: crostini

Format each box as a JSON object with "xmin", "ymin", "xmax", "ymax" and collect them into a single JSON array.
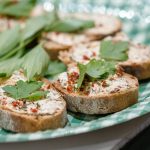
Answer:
[
  {"xmin": 59, "ymin": 35, "xmax": 150, "ymax": 80},
  {"xmin": 41, "ymin": 14, "xmax": 122, "ymax": 60},
  {"xmin": 0, "ymin": 70, "xmax": 67, "ymax": 133},
  {"xmin": 54, "ymin": 60, "xmax": 139, "ymax": 114}
]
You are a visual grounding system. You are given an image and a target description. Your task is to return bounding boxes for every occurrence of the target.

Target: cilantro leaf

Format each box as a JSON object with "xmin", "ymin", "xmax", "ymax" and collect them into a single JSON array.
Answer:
[
  {"xmin": 77, "ymin": 63, "xmax": 87, "ymax": 88},
  {"xmin": 48, "ymin": 18, "xmax": 95, "ymax": 33},
  {"xmin": 100, "ymin": 40, "xmax": 129, "ymax": 61},
  {"xmin": 2, "ymin": 80, "xmax": 44, "ymax": 100},
  {"xmin": 22, "ymin": 45, "xmax": 49, "ymax": 80},
  {"xmin": 77, "ymin": 59, "xmax": 116, "ymax": 88},
  {"xmin": 45, "ymin": 61, "xmax": 67, "ymax": 76},
  {"xmin": 27, "ymin": 91, "xmax": 48, "ymax": 101}
]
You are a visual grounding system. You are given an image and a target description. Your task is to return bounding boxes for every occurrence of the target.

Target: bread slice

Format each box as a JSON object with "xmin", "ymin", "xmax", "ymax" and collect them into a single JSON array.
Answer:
[
  {"xmin": 0, "ymin": 71, "xmax": 67, "ymax": 133},
  {"xmin": 70, "ymin": 13, "xmax": 122, "ymax": 37},
  {"xmin": 54, "ymin": 67, "xmax": 139, "ymax": 114},
  {"xmin": 59, "ymin": 35, "xmax": 150, "ymax": 80},
  {"xmin": 41, "ymin": 14, "xmax": 122, "ymax": 60}
]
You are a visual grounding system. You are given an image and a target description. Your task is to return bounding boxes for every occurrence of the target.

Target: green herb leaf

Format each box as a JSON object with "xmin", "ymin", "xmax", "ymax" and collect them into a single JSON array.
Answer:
[
  {"xmin": 22, "ymin": 16, "xmax": 47, "ymax": 41},
  {"xmin": 77, "ymin": 63, "xmax": 87, "ymax": 88},
  {"xmin": 0, "ymin": 25, "xmax": 20, "ymax": 57},
  {"xmin": 2, "ymin": 80, "xmax": 44, "ymax": 100},
  {"xmin": 49, "ymin": 18, "xmax": 95, "ymax": 33},
  {"xmin": 0, "ymin": 57, "xmax": 21, "ymax": 77},
  {"xmin": 100, "ymin": 40, "xmax": 129, "ymax": 61},
  {"xmin": 27, "ymin": 91, "xmax": 48, "ymax": 101},
  {"xmin": 22, "ymin": 45, "xmax": 49, "ymax": 80},
  {"xmin": 45, "ymin": 61, "xmax": 67, "ymax": 76},
  {"xmin": 0, "ymin": 0, "xmax": 37, "ymax": 17},
  {"xmin": 77, "ymin": 59, "xmax": 116, "ymax": 88}
]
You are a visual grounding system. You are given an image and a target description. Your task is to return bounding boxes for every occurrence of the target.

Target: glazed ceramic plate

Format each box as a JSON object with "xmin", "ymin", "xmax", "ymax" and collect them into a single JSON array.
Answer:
[{"xmin": 1, "ymin": 0, "xmax": 150, "ymax": 142}]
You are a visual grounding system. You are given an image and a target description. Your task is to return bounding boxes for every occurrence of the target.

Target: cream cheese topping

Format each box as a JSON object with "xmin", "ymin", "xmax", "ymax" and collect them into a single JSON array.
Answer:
[
  {"xmin": 0, "ymin": 71, "xmax": 64, "ymax": 115},
  {"xmin": 70, "ymin": 42, "xmax": 100, "ymax": 64},
  {"xmin": 127, "ymin": 44, "xmax": 150, "ymax": 62},
  {"xmin": 57, "ymin": 67, "xmax": 135, "ymax": 96},
  {"xmin": 69, "ymin": 40, "xmax": 150, "ymax": 64},
  {"xmin": 46, "ymin": 32, "xmax": 89, "ymax": 46}
]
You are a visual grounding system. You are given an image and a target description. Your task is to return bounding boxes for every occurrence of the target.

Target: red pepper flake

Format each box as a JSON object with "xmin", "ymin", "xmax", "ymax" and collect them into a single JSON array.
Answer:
[
  {"xmin": 116, "ymin": 69, "xmax": 123, "ymax": 77},
  {"xmin": 67, "ymin": 85, "xmax": 73, "ymax": 93},
  {"xmin": 101, "ymin": 80, "xmax": 108, "ymax": 87},
  {"xmin": 12, "ymin": 101, "xmax": 23, "ymax": 107},
  {"xmin": 92, "ymin": 52, "xmax": 96, "ymax": 57},
  {"xmin": 31, "ymin": 108, "xmax": 38, "ymax": 113},
  {"xmin": 83, "ymin": 55, "xmax": 90, "ymax": 60},
  {"xmin": 12, "ymin": 101, "xmax": 21, "ymax": 107}
]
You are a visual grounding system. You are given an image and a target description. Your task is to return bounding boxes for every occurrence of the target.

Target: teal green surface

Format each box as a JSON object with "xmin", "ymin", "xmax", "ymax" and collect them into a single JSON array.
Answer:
[{"xmin": 1, "ymin": 0, "xmax": 150, "ymax": 142}]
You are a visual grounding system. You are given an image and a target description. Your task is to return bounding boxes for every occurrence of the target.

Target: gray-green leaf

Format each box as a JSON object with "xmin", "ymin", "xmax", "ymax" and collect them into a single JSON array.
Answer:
[
  {"xmin": 22, "ymin": 45, "xmax": 49, "ymax": 80},
  {"xmin": 0, "ymin": 25, "xmax": 20, "ymax": 57}
]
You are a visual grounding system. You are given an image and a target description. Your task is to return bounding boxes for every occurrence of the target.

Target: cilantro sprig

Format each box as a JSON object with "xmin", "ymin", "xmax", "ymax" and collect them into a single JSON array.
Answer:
[
  {"xmin": 77, "ymin": 59, "xmax": 116, "ymax": 88},
  {"xmin": 100, "ymin": 40, "xmax": 129, "ymax": 61},
  {"xmin": 2, "ymin": 80, "xmax": 47, "ymax": 101}
]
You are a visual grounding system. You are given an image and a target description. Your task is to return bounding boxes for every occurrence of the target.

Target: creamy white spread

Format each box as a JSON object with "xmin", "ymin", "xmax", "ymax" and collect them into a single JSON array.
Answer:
[
  {"xmin": 69, "ymin": 40, "xmax": 150, "ymax": 64},
  {"xmin": 70, "ymin": 42, "xmax": 99, "ymax": 64},
  {"xmin": 0, "ymin": 71, "xmax": 65, "ymax": 115},
  {"xmin": 58, "ymin": 67, "xmax": 136, "ymax": 96},
  {"xmin": 46, "ymin": 32, "xmax": 89, "ymax": 46},
  {"xmin": 127, "ymin": 44, "xmax": 150, "ymax": 62}
]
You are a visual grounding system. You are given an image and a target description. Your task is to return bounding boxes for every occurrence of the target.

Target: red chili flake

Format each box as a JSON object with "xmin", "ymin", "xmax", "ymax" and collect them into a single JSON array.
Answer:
[
  {"xmin": 67, "ymin": 85, "xmax": 73, "ymax": 93},
  {"xmin": 83, "ymin": 55, "xmax": 90, "ymax": 60},
  {"xmin": 116, "ymin": 69, "xmax": 123, "ymax": 77},
  {"xmin": 101, "ymin": 80, "xmax": 107, "ymax": 87},
  {"xmin": 31, "ymin": 108, "xmax": 38, "ymax": 113},
  {"xmin": 92, "ymin": 52, "xmax": 96, "ymax": 56},
  {"xmin": 12, "ymin": 101, "xmax": 21, "ymax": 107}
]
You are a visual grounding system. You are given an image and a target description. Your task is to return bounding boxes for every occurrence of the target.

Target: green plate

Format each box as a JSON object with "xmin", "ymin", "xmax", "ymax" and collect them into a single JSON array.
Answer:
[{"xmin": 1, "ymin": 0, "xmax": 150, "ymax": 142}]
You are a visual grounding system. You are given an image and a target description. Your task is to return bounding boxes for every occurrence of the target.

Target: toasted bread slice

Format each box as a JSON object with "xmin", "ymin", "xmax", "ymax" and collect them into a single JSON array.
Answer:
[
  {"xmin": 54, "ymin": 67, "xmax": 138, "ymax": 114},
  {"xmin": 59, "ymin": 34, "xmax": 150, "ymax": 80},
  {"xmin": 70, "ymin": 13, "xmax": 122, "ymax": 37},
  {"xmin": 41, "ymin": 14, "xmax": 122, "ymax": 60},
  {"xmin": 0, "ymin": 71, "xmax": 67, "ymax": 133}
]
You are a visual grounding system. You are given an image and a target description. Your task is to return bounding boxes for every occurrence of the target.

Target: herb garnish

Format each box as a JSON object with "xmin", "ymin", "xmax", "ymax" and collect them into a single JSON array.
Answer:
[
  {"xmin": 45, "ymin": 61, "xmax": 67, "ymax": 76},
  {"xmin": 22, "ymin": 45, "xmax": 49, "ymax": 80},
  {"xmin": 3, "ymin": 80, "xmax": 47, "ymax": 101},
  {"xmin": 48, "ymin": 18, "xmax": 95, "ymax": 33},
  {"xmin": 0, "ymin": 0, "xmax": 37, "ymax": 18},
  {"xmin": 77, "ymin": 59, "xmax": 116, "ymax": 88},
  {"xmin": 100, "ymin": 40, "xmax": 129, "ymax": 61}
]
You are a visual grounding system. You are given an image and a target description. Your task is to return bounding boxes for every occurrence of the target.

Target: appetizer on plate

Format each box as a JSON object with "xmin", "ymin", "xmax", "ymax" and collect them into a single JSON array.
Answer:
[
  {"xmin": 41, "ymin": 14, "xmax": 122, "ymax": 60},
  {"xmin": 0, "ymin": 70, "xmax": 67, "ymax": 133},
  {"xmin": 54, "ymin": 59, "xmax": 139, "ymax": 114},
  {"xmin": 59, "ymin": 35, "xmax": 150, "ymax": 80}
]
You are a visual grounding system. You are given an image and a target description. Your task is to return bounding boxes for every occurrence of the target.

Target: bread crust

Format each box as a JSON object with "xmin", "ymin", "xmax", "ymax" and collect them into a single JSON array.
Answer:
[
  {"xmin": 0, "ymin": 79, "xmax": 67, "ymax": 133},
  {"xmin": 54, "ymin": 73, "xmax": 138, "ymax": 114}
]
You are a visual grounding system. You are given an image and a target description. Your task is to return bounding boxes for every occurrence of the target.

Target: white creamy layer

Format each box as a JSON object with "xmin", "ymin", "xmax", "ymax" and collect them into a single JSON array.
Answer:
[
  {"xmin": 58, "ymin": 67, "xmax": 133, "ymax": 96},
  {"xmin": 70, "ymin": 41, "xmax": 150, "ymax": 64},
  {"xmin": 46, "ymin": 32, "xmax": 89, "ymax": 46},
  {"xmin": 0, "ymin": 71, "xmax": 65, "ymax": 115}
]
